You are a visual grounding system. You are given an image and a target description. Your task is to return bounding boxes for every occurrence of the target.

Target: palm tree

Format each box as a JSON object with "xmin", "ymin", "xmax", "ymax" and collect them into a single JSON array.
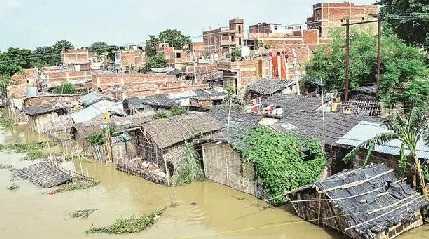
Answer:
[{"xmin": 344, "ymin": 105, "xmax": 429, "ymax": 197}]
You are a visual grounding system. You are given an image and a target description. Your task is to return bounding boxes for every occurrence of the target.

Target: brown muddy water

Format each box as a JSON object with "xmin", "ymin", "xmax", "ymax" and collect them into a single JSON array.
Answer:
[{"xmin": 0, "ymin": 127, "xmax": 428, "ymax": 239}]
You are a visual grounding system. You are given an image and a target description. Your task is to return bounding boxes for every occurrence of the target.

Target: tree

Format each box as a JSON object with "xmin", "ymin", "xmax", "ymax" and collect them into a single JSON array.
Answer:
[
  {"xmin": 143, "ymin": 53, "xmax": 167, "ymax": 72},
  {"xmin": 344, "ymin": 105, "xmax": 429, "ymax": 197},
  {"xmin": 0, "ymin": 48, "xmax": 33, "ymax": 77},
  {"xmin": 380, "ymin": 0, "xmax": 429, "ymax": 51},
  {"xmin": 305, "ymin": 29, "xmax": 429, "ymax": 110},
  {"xmin": 90, "ymin": 42, "xmax": 110, "ymax": 56},
  {"xmin": 145, "ymin": 29, "xmax": 191, "ymax": 58}
]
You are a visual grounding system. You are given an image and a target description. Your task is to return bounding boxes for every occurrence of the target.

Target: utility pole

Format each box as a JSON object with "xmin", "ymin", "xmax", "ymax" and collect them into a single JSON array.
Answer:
[
  {"xmin": 376, "ymin": 14, "xmax": 382, "ymax": 97},
  {"xmin": 341, "ymin": 17, "xmax": 379, "ymax": 102},
  {"xmin": 344, "ymin": 18, "xmax": 351, "ymax": 102}
]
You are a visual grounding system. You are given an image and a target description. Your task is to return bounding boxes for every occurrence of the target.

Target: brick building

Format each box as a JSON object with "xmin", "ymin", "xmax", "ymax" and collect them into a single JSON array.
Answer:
[
  {"xmin": 40, "ymin": 68, "xmax": 92, "ymax": 89},
  {"xmin": 92, "ymin": 72, "xmax": 209, "ymax": 99},
  {"xmin": 203, "ymin": 18, "xmax": 245, "ymax": 59},
  {"xmin": 61, "ymin": 49, "xmax": 91, "ymax": 71},
  {"xmin": 115, "ymin": 49, "xmax": 146, "ymax": 72},
  {"xmin": 306, "ymin": 2, "xmax": 379, "ymax": 38}
]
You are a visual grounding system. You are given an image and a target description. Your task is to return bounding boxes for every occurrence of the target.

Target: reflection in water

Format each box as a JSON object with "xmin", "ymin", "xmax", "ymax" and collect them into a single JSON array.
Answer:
[{"xmin": 0, "ymin": 128, "xmax": 428, "ymax": 239}]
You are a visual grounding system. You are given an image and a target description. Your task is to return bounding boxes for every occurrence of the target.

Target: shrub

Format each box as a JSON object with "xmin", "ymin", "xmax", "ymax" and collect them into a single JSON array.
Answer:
[
  {"xmin": 53, "ymin": 83, "xmax": 76, "ymax": 94},
  {"xmin": 243, "ymin": 127, "xmax": 326, "ymax": 205}
]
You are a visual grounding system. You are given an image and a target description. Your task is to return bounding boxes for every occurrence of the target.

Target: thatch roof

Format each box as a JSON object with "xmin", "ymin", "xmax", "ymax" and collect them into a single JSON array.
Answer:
[
  {"xmin": 15, "ymin": 162, "xmax": 72, "ymax": 188},
  {"xmin": 124, "ymin": 95, "xmax": 178, "ymax": 110},
  {"xmin": 23, "ymin": 105, "xmax": 67, "ymax": 117},
  {"xmin": 247, "ymin": 79, "xmax": 295, "ymax": 95},
  {"xmin": 288, "ymin": 164, "xmax": 428, "ymax": 239},
  {"xmin": 144, "ymin": 112, "xmax": 222, "ymax": 149}
]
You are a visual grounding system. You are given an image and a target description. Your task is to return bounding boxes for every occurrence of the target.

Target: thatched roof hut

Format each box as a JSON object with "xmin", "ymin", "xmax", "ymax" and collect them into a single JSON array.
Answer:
[{"xmin": 286, "ymin": 164, "xmax": 428, "ymax": 239}]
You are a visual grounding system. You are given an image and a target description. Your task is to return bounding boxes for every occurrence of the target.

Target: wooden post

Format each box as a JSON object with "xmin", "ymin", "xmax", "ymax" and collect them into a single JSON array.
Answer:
[
  {"xmin": 104, "ymin": 112, "xmax": 113, "ymax": 162},
  {"xmin": 344, "ymin": 18, "xmax": 350, "ymax": 102}
]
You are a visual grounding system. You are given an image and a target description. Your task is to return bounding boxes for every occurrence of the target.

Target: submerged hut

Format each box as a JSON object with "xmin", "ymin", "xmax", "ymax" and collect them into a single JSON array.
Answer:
[
  {"xmin": 286, "ymin": 164, "xmax": 428, "ymax": 239},
  {"xmin": 202, "ymin": 106, "xmax": 263, "ymax": 196},
  {"xmin": 23, "ymin": 105, "xmax": 68, "ymax": 134},
  {"xmin": 130, "ymin": 112, "xmax": 221, "ymax": 185}
]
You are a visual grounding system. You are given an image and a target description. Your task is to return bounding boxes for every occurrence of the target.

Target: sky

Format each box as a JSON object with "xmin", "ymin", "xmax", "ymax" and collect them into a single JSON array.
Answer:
[{"xmin": 0, "ymin": 0, "xmax": 376, "ymax": 50}]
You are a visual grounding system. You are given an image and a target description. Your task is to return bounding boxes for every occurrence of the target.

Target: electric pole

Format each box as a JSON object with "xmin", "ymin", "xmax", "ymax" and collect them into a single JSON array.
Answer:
[
  {"xmin": 344, "ymin": 18, "xmax": 350, "ymax": 102},
  {"xmin": 376, "ymin": 14, "xmax": 382, "ymax": 97}
]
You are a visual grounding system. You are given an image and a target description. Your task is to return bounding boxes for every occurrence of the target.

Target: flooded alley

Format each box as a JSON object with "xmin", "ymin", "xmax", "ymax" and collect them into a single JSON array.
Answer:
[{"xmin": 0, "ymin": 127, "xmax": 428, "ymax": 239}]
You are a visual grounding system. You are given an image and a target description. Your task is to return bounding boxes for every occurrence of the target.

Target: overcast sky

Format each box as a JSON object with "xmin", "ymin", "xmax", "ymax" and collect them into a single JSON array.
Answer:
[{"xmin": 0, "ymin": 0, "xmax": 376, "ymax": 50}]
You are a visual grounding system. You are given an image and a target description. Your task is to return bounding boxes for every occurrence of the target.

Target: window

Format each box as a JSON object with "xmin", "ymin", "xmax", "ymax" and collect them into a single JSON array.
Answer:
[
  {"xmin": 176, "ymin": 52, "xmax": 182, "ymax": 58},
  {"xmin": 238, "ymin": 25, "xmax": 242, "ymax": 33}
]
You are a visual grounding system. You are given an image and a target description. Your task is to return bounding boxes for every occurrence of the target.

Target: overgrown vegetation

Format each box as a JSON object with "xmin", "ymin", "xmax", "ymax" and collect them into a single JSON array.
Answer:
[
  {"xmin": 305, "ymin": 28, "xmax": 429, "ymax": 110},
  {"xmin": 0, "ymin": 142, "xmax": 55, "ymax": 160},
  {"xmin": 50, "ymin": 177, "xmax": 99, "ymax": 194},
  {"xmin": 86, "ymin": 127, "xmax": 114, "ymax": 146},
  {"xmin": 70, "ymin": 209, "xmax": 98, "ymax": 219},
  {"xmin": 52, "ymin": 82, "xmax": 76, "ymax": 94},
  {"xmin": 153, "ymin": 106, "xmax": 187, "ymax": 119},
  {"xmin": 173, "ymin": 142, "xmax": 204, "ymax": 185},
  {"xmin": 86, "ymin": 208, "xmax": 166, "ymax": 234},
  {"xmin": 243, "ymin": 127, "xmax": 326, "ymax": 205}
]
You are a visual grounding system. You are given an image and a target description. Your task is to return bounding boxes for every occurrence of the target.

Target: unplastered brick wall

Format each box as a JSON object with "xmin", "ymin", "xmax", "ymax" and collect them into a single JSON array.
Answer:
[
  {"xmin": 62, "ymin": 49, "xmax": 90, "ymax": 65},
  {"xmin": 11, "ymin": 68, "xmax": 38, "ymax": 85},
  {"xmin": 93, "ymin": 73, "xmax": 209, "ymax": 99},
  {"xmin": 23, "ymin": 95, "xmax": 81, "ymax": 108},
  {"xmin": 43, "ymin": 70, "xmax": 93, "ymax": 87}
]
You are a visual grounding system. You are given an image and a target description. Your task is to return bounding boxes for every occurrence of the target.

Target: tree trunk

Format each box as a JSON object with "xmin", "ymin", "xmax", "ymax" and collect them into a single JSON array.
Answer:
[{"xmin": 414, "ymin": 154, "xmax": 428, "ymax": 198}]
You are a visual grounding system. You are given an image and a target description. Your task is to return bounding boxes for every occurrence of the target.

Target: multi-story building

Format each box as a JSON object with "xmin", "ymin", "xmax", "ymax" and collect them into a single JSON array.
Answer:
[
  {"xmin": 203, "ymin": 18, "xmax": 245, "ymax": 59},
  {"xmin": 306, "ymin": 2, "xmax": 379, "ymax": 38}
]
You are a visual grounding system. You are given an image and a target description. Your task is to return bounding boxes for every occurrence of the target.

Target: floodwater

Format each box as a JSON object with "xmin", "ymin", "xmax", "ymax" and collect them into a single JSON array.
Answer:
[{"xmin": 0, "ymin": 127, "xmax": 428, "ymax": 239}]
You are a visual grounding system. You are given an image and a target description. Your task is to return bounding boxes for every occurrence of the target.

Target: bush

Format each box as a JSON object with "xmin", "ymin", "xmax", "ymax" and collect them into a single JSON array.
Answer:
[
  {"xmin": 243, "ymin": 127, "xmax": 326, "ymax": 205},
  {"xmin": 173, "ymin": 143, "xmax": 204, "ymax": 185},
  {"xmin": 53, "ymin": 83, "xmax": 76, "ymax": 94}
]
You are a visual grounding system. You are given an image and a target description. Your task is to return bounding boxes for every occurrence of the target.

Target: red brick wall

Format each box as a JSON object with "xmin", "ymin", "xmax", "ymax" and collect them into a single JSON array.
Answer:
[
  {"xmin": 93, "ymin": 73, "xmax": 209, "ymax": 99},
  {"xmin": 303, "ymin": 29, "xmax": 319, "ymax": 45}
]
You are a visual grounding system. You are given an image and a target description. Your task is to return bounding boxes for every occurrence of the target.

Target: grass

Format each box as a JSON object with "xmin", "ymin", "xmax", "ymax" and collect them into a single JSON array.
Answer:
[
  {"xmin": 70, "ymin": 209, "xmax": 98, "ymax": 219},
  {"xmin": 0, "ymin": 142, "xmax": 59, "ymax": 160},
  {"xmin": 0, "ymin": 114, "xmax": 15, "ymax": 130},
  {"xmin": 86, "ymin": 208, "xmax": 166, "ymax": 234},
  {"xmin": 50, "ymin": 177, "xmax": 99, "ymax": 194}
]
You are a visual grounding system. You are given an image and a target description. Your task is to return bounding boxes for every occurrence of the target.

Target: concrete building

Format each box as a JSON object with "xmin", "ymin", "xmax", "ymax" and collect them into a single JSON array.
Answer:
[{"xmin": 306, "ymin": 2, "xmax": 379, "ymax": 38}]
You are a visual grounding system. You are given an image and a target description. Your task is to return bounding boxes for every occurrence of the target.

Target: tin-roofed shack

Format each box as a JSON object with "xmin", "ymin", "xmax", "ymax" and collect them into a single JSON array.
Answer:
[
  {"xmin": 122, "ymin": 112, "xmax": 221, "ymax": 185},
  {"xmin": 287, "ymin": 164, "xmax": 428, "ymax": 239}
]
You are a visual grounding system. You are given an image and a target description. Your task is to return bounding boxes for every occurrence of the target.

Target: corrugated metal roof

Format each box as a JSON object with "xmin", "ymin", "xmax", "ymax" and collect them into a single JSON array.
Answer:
[
  {"xmin": 336, "ymin": 121, "xmax": 429, "ymax": 159},
  {"xmin": 80, "ymin": 92, "xmax": 106, "ymax": 107},
  {"xmin": 71, "ymin": 100, "xmax": 125, "ymax": 124}
]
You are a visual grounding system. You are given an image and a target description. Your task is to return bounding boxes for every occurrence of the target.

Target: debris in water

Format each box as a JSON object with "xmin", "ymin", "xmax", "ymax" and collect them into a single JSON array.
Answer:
[
  {"xmin": 15, "ymin": 161, "xmax": 73, "ymax": 188},
  {"xmin": 7, "ymin": 183, "xmax": 19, "ymax": 191},
  {"xmin": 49, "ymin": 177, "xmax": 99, "ymax": 194},
  {"xmin": 0, "ymin": 164, "xmax": 13, "ymax": 170},
  {"xmin": 70, "ymin": 209, "xmax": 98, "ymax": 219},
  {"xmin": 86, "ymin": 208, "xmax": 166, "ymax": 234}
]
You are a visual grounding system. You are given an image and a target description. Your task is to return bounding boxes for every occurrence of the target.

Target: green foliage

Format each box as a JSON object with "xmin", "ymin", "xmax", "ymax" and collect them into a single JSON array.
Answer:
[
  {"xmin": 50, "ymin": 177, "xmax": 99, "ymax": 194},
  {"xmin": 381, "ymin": 0, "xmax": 429, "ymax": 51},
  {"xmin": 86, "ymin": 208, "xmax": 165, "ymax": 234},
  {"xmin": 153, "ymin": 107, "xmax": 187, "ymax": 119},
  {"xmin": 243, "ymin": 127, "xmax": 326, "ymax": 205},
  {"xmin": 144, "ymin": 53, "xmax": 168, "ymax": 72},
  {"xmin": 87, "ymin": 132, "xmax": 106, "ymax": 146},
  {"xmin": 0, "ymin": 142, "xmax": 53, "ymax": 160},
  {"xmin": 0, "ymin": 113, "xmax": 15, "ymax": 129},
  {"xmin": 145, "ymin": 29, "xmax": 191, "ymax": 58},
  {"xmin": 231, "ymin": 47, "xmax": 242, "ymax": 62},
  {"xmin": 89, "ymin": 42, "xmax": 119, "ymax": 61},
  {"xmin": 305, "ymin": 29, "xmax": 429, "ymax": 110},
  {"xmin": 52, "ymin": 83, "xmax": 76, "ymax": 94},
  {"xmin": 173, "ymin": 142, "xmax": 204, "ymax": 185}
]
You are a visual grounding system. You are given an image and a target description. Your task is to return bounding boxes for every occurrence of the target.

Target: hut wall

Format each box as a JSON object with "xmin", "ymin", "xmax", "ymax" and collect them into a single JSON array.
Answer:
[
  {"xmin": 112, "ymin": 141, "xmax": 138, "ymax": 164},
  {"xmin": 30, "ymin": 112, "xmax": 60, "ymax": 134},
  {"xmin": 202, "ymin": 143, "xmax": 257, "ymax": 195}
]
